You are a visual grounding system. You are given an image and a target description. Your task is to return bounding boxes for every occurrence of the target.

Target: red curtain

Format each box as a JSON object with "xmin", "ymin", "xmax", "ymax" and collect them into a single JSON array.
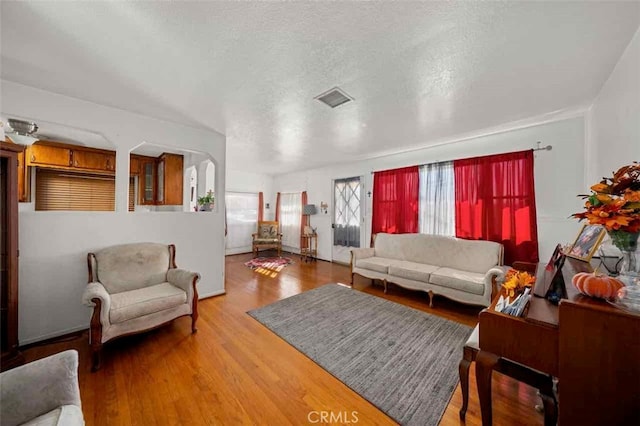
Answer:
[
  {"xmin": 258, "ymin": 192, "xmax": 264, "ymax": 222},
  {"xmin": 454, "ymin": 150, "xmax": 539, "ymax": 265},
  {"xmin": 275, "ymin": 192, "xmax": 281, "ymax": 222},
  {"xmin": 371, "ymin": 166, "xmax": 420, "ymax": 235}
]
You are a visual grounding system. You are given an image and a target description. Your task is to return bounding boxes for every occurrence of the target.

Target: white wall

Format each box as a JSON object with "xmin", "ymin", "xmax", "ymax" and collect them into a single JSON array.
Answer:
[
  {"xmin": 273, "ymin": 117, "xmax": 587, "ymax": 265},
  {"xmin": 1, "ymin": 80, "xmax": 227, "ymax": 344},
  {"xmin": 586, "ymin": 28, "xmax": 640, "ymax": 183}
]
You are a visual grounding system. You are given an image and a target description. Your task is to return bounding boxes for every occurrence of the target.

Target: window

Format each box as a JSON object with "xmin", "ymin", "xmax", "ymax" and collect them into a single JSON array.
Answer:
[
  {"xmin": 334, "ymin": 176, "xmax": 361, "ymax": 247},
  {"xmin": 419, "ymin": 162, "xmax": 455, "ymax": 236},
  {"xmin": 35, "ymin": 169, "xmax": 115, "ymax": 211},
  {"xmin": 279, "ymin": 192, "xmax": 302, "ymax": 249},
  {"xmin": 225, "ymin": 192, "xmax": 259, "ymax": 254}
]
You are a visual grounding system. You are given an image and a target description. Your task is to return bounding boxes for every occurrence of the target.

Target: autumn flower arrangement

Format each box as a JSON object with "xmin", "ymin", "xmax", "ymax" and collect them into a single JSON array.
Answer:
[
  {"xmin": 502, "ymin": 269, "xmax": 535, "ymax": 298},
  {"xmin": 573, "ymin": 163, "xmax": 640, "ymax": 232}
]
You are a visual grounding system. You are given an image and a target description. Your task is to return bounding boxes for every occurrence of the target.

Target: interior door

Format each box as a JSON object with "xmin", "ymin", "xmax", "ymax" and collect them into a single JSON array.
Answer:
[{"xmin": 331, "ymin": 176, "xmax": 364, "ymax": 264}]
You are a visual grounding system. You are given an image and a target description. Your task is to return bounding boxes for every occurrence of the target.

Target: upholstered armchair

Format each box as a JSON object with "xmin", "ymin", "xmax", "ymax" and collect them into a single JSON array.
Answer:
[
  {"xmin": 252, "ymin": 221, "xmax": 282, "ymax": 257},
  {"xmin": 82, "ymin": 243, "xmax": 200, "ymax": 371},
  {"xmin": 0, "ymin": 350, "xmax": 83, "ymax": 426}
]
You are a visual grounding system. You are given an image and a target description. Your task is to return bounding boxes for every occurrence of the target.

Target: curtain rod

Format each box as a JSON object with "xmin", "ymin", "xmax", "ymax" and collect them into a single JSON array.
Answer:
[{"xmin": 370, "ymin": 141, "xmax": 553, "ymax": 174}]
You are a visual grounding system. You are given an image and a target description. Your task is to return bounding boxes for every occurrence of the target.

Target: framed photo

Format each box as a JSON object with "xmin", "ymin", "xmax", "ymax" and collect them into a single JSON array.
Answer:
[
  {"xmin": 566, "ymin": 224, "xmax": 606, "ymax": 262},
  {"xmin": 534, "ymin": 244, "xmax": 566, "ymax": 298}
]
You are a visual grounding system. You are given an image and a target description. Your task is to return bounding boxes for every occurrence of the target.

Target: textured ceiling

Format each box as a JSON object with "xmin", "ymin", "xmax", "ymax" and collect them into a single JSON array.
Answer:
[{"xmin": 1, "ymin": 2, "xmax": 639, "ymax": 175}]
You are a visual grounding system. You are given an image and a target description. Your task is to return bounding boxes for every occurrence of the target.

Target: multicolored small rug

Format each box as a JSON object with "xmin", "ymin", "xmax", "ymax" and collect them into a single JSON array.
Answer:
[{"xmin": 244, "ymin": 257, "xmax": 293, "ymax": 271}]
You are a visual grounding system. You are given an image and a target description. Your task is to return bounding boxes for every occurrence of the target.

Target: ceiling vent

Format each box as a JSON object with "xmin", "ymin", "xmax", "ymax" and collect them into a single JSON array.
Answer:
[{"xmin": 315, "ymin": 87, "xmax": 354, "ymax": 108}]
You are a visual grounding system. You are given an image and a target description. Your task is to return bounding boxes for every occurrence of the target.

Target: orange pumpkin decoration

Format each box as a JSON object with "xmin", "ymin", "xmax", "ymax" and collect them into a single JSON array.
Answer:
[{"xmin": 571, "ymin": 272, "xmax": 624, "ymax": 300}]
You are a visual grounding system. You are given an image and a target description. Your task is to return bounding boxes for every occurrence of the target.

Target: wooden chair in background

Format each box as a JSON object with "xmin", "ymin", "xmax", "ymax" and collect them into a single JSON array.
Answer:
[{"xmin": 252, "ymin": 221, "xmax": 282, "ymax": 257}]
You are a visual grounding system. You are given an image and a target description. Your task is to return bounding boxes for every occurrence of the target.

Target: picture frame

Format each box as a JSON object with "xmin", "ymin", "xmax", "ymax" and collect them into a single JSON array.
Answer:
[
  {"xmin": 566, "ymin": 224, "xmax": 607, "ymax": 262},
  {"xmin": 533, "ymin": 243, "xmax": 566, "ymax": 298}
]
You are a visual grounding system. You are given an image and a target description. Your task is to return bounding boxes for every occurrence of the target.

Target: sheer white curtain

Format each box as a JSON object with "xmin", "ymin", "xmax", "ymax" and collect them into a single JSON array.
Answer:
[
  {"xmin": 419, "ymin": 162, "xmax": 455, "ymax": 236},
  {"xmin": 280, "ymin": 192, "xmax": 302, "ymax": 249},
  {"xmin": 225, "ymin": 192, "xmax": 259, "ymax": 254}
]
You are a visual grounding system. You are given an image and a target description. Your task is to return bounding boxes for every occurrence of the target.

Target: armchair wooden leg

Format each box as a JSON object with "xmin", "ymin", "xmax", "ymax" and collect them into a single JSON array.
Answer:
[
  {"xmin": 91, "ymin": 344, "xmax": 102, "ymax": 372},
  {"xmin": 191, "ymin": 278, "xmax": 199, "ymax": 334},
  {"xmin": 90, "ymin": 298, "xmax": 103, "ymax": 372},
  {"xmin": 351, "ymin": 272, "xmax": 355, "ymax": 287}
]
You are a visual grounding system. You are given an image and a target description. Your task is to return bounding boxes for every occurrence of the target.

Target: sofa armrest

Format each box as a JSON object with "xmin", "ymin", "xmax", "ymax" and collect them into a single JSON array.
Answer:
[
  {"xmin": 484, "ymin": 267, "xmax": 507, "ymax": 298},
  {"xmin": 167, "ymin": 268, "xmax": 200, "ymax": 302},
  {"xmin": 351, "ymin": 248, "xmax": 375, "ymax": 262},
  {"xmin": 82, "ymin": 282, "xmax": 111, "ymax": 326},
  {"xmin": 0, "ymin": 350, "xmax": 81, "ymax": 426}
]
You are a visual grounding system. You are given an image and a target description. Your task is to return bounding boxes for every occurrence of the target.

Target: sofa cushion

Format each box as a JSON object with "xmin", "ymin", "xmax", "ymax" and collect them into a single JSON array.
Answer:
[
  {"xmin": 21, "ymin": 405, "xmax": 84, "ymax": 426},
  {"xmin": 355, "ymin": 257, "xmax": 395, "ymax": 274},
  {"xmin": 441, "ymin": 238, "xmax": 503, "ymax": 274},
  {"xmin": 95, "ymin": 243, "xmax": 170, "ymax": 294},
  {"xmin": 373, "ymin": 233, "xmax": 502, "ymax": 274},
  {"xmin": 110, "ymin": 282, "xmax": 187, "ymax": 324},
  {"xmin": 388, "ymin": 261, "xmax": 440, "ymax": 283},
  {"xmin": 254, "ymin": 238, "xmax": 280, "ymax": 244},
  {"xmin": 429, "ymin": 268, "xmax": 486, "ymax": 295}
]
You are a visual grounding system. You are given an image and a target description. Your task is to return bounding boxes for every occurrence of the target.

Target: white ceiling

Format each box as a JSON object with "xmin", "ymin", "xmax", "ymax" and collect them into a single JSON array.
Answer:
[{"xmin": 2, "ymin": 2, "xmax": 639, "ymax": 175}]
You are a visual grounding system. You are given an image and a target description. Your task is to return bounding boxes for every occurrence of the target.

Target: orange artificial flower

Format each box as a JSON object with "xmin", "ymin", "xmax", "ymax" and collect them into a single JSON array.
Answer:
[{"xmin": 573, "ymin": 163, "xmax": 640, "ymax": 232}]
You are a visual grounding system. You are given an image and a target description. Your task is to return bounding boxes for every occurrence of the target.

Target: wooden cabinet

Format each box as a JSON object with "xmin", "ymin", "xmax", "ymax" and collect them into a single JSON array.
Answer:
[
  {"xmin": 72, "ymin": 149, "xmax": 115, "ymax": 172},
  {"xmin": 160, "ymin": 153, "xmax": 183, "ymax": 205},
  {"xmin": 1, "ymin": 142, "xmax": 25, "ymax": 371},
  {"xmin": 26, "ymin": 142, "xmax": 116, "ymax": 174},
  {"xmin": 132, "ymin": 153, "xmax": 183, "ymax": 206},
  {"xmin": 26, "ymin": 144, "xmax": 72, "ymax": 167},
  {"xmin": 129, "ymin": 155, "xmax": 141, "ymax": 175},
  {"xmin": 17, "ymin": 148, "xmax": 30, "ymax": 202},
  {"xmin": 138, "ymin": 158, "xmax": 156, "ymax": 205}
]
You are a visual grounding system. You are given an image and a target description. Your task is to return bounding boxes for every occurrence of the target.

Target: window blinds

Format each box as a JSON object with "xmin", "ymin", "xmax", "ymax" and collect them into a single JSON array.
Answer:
[{"xmin": 36, "ymin": 169, "xmax": 115, "ymax": 211}]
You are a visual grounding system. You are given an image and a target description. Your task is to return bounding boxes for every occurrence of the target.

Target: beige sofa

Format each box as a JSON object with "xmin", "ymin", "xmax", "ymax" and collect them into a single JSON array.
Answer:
[
  {"xmin": 350, "ymin": 233, "xmax": 504, "ymax": 307},
  {"xmin": 82, "ymin": 243, "xmax": 200, "ymax": 371},
  {"xmin": 0, "ymin": 350, "xmax": 83, "ymax": 426}
]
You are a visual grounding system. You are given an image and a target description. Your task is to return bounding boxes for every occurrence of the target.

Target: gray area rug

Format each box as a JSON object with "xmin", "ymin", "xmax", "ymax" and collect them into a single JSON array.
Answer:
[{"xmin": 248, "ymin": 284, "xmax": 472, "ymax": 426}]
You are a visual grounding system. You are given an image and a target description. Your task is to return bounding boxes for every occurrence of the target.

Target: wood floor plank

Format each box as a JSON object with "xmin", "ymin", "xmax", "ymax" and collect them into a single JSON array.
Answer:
[{"xmin": 22, "ymin": 251, "xmax": 545, "ymax": 425}]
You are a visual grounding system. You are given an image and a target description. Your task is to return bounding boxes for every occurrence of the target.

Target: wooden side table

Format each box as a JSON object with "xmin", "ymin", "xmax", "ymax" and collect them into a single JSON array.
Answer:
[{"xmin": 301, "ymin": 233, "xmax": 318, "ymax": 263}]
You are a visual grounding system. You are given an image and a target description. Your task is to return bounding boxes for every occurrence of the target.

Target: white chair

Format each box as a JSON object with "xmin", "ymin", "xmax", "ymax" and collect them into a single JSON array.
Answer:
[{"xmin": 82, "ymin": 242, "xmax": 200, "ymax": 371}]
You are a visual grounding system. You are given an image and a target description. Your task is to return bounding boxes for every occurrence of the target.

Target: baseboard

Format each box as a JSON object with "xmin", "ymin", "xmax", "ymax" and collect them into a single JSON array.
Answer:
[
  {"xmin": 199, "ymin": 289, "xmax": 225, "ymax": 299},
  {"xmin": 20, "ymin": 324, "xmax": 88, "ymax": 347}
]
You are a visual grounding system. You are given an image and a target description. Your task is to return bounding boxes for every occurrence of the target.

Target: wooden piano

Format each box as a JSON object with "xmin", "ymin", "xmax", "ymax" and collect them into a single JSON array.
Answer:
[{"xmin": 477, "ymin": 256, "xmax": 640, "ymax": 425}]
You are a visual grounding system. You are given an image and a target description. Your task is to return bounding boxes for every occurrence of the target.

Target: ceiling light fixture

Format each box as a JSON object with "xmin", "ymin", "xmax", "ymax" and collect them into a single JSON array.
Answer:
[
  {"xmin": 315, "ymin": 87, "xmax": 354, "ymax": 108},
  {"xmin": 5, "ymin": 118, "xmax": 40, "ymax": 145}
]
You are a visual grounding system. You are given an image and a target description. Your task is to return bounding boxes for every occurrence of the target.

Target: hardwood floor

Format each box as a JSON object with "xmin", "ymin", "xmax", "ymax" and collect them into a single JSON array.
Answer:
[{"xmin": 23, "ymin": 252, "xmax": 545, "ymax": 425}]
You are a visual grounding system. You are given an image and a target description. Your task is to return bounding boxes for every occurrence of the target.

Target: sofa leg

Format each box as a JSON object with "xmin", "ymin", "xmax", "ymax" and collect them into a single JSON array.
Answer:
[
  {"xmin": 383, "ymin": 279, "xmax": 388, "ymax": 294},
  {"xmin": 428, "ymin": 290, "xmax": 434, "ymax": 308}
]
